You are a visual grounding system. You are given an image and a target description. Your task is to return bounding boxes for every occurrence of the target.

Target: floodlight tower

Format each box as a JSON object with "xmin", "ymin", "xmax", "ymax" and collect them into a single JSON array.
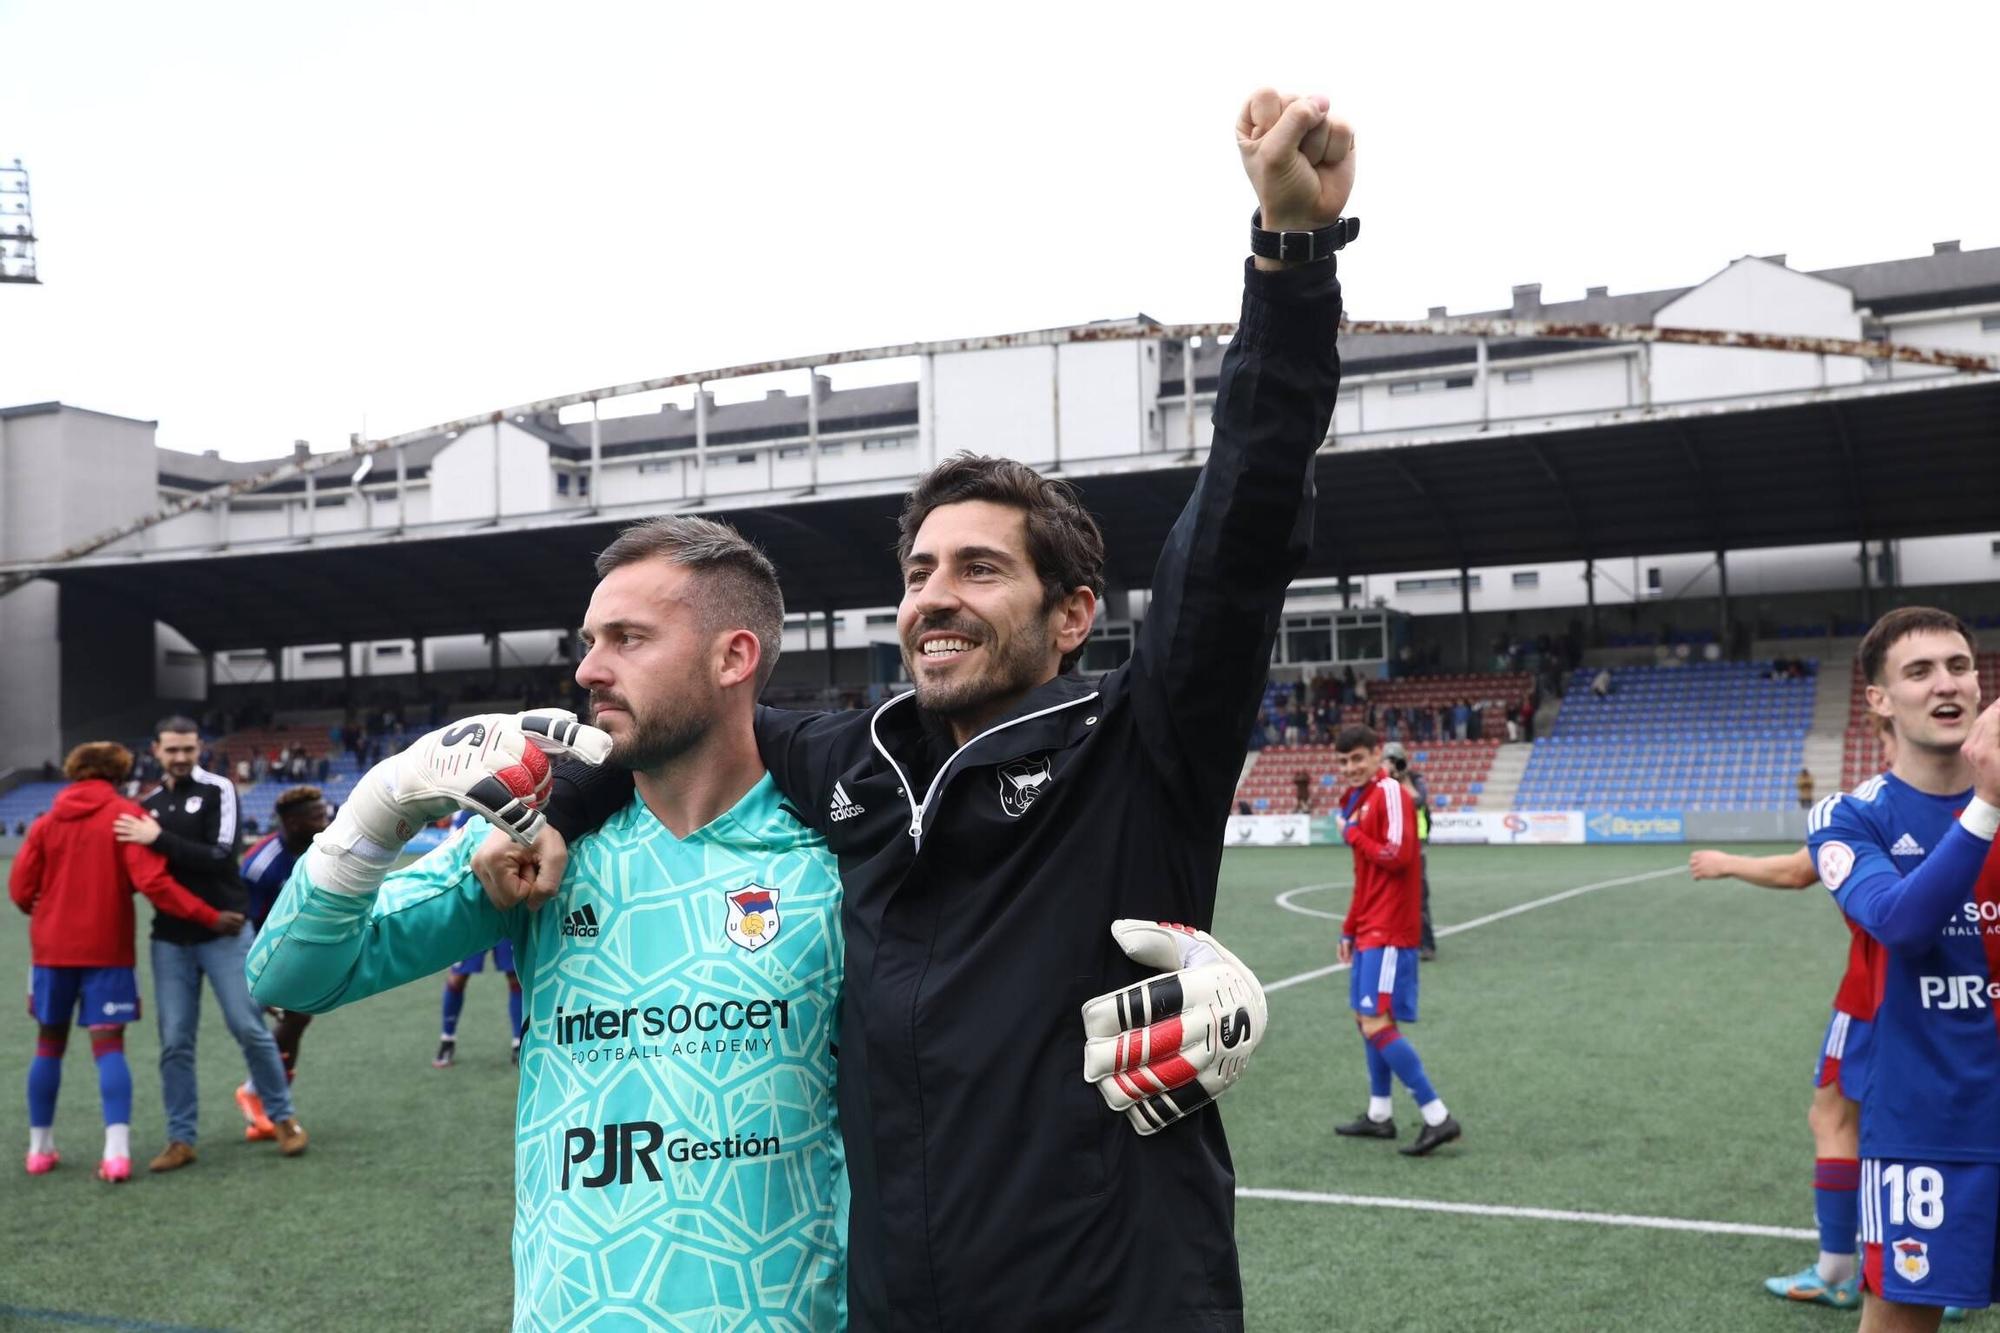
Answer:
[{"xmin": 1, "ymin": 159, "xmax": 40, "ymax": 284}]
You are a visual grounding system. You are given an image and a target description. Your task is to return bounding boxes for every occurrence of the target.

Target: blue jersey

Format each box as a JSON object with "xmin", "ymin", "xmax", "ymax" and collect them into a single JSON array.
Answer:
[
  {"xmin": 1810, "ymin": 772, "xmax": 2000, "ymax": 1162},
  {"xmin": 240, "ymin": 833, "xmax": 303, "ymax": 928}
]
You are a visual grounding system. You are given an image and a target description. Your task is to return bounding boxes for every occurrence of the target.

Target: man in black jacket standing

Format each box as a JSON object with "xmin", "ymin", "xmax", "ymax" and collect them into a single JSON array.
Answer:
[
  {"xmin": 115, "ymin": 715, "xmax": 305, "ymax": 1166},
  {"xmin": 509, "ymin": 87, "xmax": 1351, "ymax": 1330}
]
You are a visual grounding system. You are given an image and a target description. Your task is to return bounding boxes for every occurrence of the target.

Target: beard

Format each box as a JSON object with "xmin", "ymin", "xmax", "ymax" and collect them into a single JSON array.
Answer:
[
  {"xmin": 903, "ymin": 614, "xmax": 1051, "ymax": 724},
  {"xmin": 594, "ymin": 691, "xmax": 713, "ymax": 771}
]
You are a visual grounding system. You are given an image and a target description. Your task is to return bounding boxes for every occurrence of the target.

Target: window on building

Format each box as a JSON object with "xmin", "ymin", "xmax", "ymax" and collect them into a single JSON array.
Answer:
[
  {"xmin": 1388, "ymin": 381, "xmax": 1420, "ymax": 396},
  {"xmin": 864, "ymin": 613, "xmax": 897, "ymax": 626},
  {"xmin": 778, "ymin": 445, "xmax": 807, "ymax": 459},
  {"xmin": 577, "ymin": 472, "xmax": 589, "ymax": 496},
  {"xmin": 1503, "ymin": 368, "xmax": 1534, "ymax": 383},
  {"xmin": 1646, "ymin": 566, "xmax": 1663, "ymax": 591},
  {"xmin": 556, "ymin": 473, "xmax": 570, "ymax": 495},
  {"xmin": 861, "ymin": 437, "xmax": 908, "ymax": 452},
  {"xmin": 1389, "ymin": 376, "xmax": 1473, "ymax": 396},
  {"xmin": 1394, "ymin": 575, "xmax": 1482, "ymax": 594},
  {"xmin": 1991, "ymin": 538, "xmax": 2000, "ymax": 556},
  {"xmin": 1336, "ymin": 623, "xmax": 1385, "ymax": 661},
  {"xmin": 374, "ymin": 644, "xmax": 406, "ymax": 657},
  {"xmin": 1981, "ymin": 315, "xmax": 2000, "ymax": 332},
  {"xmin": 1512, "ymin": 570, "xmax": 1540, "ymax": 587}
]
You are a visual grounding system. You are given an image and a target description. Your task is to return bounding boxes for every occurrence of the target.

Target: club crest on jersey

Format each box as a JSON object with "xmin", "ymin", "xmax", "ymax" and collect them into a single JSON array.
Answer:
[
  {"xmin": 998, "ymin": 755, "xmax": 1053, "ymax": 818},
  {"xmin": 184, "ymin": 795, "xmax": 203, "ymax": 815},
  {"xmin": 1893, "ymin": 1238, "xmax": 1930, "ymax": 1283},
  {"xmin": 1817, "ymin": 841, "xmax": 1855, "ymax": 891},
  {"xmin": 723, "ymin": 884, "xmax": 781, "ymax": 953}
]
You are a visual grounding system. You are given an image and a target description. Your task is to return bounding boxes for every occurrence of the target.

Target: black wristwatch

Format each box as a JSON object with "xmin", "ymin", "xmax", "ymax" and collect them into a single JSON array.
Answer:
[{"xmin": 1250, "ymin": 209, "xmax": 1359, "ymax": 263}]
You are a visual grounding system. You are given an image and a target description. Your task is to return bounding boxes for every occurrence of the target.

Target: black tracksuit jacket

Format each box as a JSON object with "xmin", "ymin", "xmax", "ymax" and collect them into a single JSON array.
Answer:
[
  {"xmin": 550, "ymin": 257, "xmax": 1343, "ymax": 1330},
  {"xmin": 142, "ymin": 767, "xmax": 249, "ymax": 945}
]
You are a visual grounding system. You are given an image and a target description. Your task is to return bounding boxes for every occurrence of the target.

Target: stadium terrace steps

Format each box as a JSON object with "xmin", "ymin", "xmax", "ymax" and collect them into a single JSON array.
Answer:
[
  {"xmin": 1477, "ymin": 745, "xmax": 1531, "ymax": 810},
  {"xmin": 1515, "ymin": 661, "xmax": 1816, "ymax": 814}
]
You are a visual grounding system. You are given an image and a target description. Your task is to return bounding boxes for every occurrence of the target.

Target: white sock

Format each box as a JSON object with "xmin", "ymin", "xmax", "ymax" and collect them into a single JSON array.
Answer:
[
  {"xmin": 1816, "ymin": 1251, "xmax": 1857, "ymax": 1286},
  {"xmin": 104, "ymin": 1123, "xmax": 130, "ymax": 1159},
  {"xmin": 29, "ymin": 1126, "xmax": 55, "ymax": 1155},
  {"xmin": 1420, "ymin": 1099, "xmax": 1450, "ymax": 1127},
  {"xmin": 1367, "ymin": 1096, "xmax": 1393, "ymax": 1123}
]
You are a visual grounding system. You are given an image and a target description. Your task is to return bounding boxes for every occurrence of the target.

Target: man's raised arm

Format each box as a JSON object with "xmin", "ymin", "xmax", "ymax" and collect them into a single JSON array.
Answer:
[{"xmin": 1126, "ymin": 90, "xmax": 1351, "ymax": 825}]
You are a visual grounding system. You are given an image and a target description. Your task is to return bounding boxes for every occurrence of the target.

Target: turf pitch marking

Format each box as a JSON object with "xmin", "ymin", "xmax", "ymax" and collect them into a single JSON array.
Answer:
[
  {"xmin": 1264, "ymin": 865, "xmax": 1686, "ymax": 993},
  {"xmin": 1234, "ymin": 1187, "xmax": 1816, "ymax": 1241}
]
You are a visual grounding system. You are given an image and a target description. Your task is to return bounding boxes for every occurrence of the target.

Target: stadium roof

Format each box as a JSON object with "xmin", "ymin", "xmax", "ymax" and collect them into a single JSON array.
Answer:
[{"xmin": 28, "ymin": 371, "xmax": 2000, "ymax": 652}]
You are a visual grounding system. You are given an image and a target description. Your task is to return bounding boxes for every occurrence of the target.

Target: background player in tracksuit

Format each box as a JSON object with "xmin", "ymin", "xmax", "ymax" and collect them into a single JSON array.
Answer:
[
  {"xmin": 432, "ymin": 810, "xmax": 525, "ymax": 1068},
  {"xmin": 236, "ymin": 785, "xmax": 330, "ymax": 1133},
  {"xmin": 10, "ymin": 741, "xmax": 238, "ymax": 1182},
  {"xmin": 1331, "ymin": 725, "xmax": 1460, "ymax": 1155},
  {"xmin": 1808, "ymin": 607, "xmax": 2000, "ymax": 1330},
  {"xmin": 249, "ymin": 520, "xmax": 852, "ymax": 1330},
  {"xmin": 1691, "ymin": 713, "xmax": 1902, "ymax": 1312},
  {"xmin": 113, "ymin": 714, "xmax": 304, "ymax": 1167},
  {"xmin": 523, "ymin": 86, "xmax": 1343, "ymax": 1330}
]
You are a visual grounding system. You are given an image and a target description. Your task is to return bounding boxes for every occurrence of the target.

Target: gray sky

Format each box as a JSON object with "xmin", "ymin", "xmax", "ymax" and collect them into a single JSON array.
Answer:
[{"xmin": 2, "ymin": 0, "xmax": 1995, "ymax": 459}]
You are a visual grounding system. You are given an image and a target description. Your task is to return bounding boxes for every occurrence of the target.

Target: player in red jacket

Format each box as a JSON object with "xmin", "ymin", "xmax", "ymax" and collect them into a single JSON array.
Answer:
[
  {"xmin": 1329, "ymin": 724, "xmax": 1461, "ymax": 1156},
  {"xmin": 8, "ymin": 742, "xmax": 243, "ymax": 1181}
]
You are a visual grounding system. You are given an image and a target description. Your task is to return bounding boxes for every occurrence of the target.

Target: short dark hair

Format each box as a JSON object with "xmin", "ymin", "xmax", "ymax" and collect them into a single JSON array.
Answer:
[
  {"xmin": 153, "ymin": 715, "xmax": 201, "ymax": 740},
  {"xmin": 897, "ymin": 453, "xmax": 1106, "ymax": 674},
  {"xmin": 274, "ymin": 785, "xmax": 325, "ymax": 817},
  {"xmin": 65, "ymin": 742, "xmax": 134, "ymax": 784},
  {"xmin": 1333, "ymin": 724, "xmax": 1380, "ymax": 752},
  {"xmin": 594, "ymin": 515, "xmax": 786, "ymax": 692},
  {"xmin": 1858, "ymin": 606, "xmax": 1976, "ymax": 685}
]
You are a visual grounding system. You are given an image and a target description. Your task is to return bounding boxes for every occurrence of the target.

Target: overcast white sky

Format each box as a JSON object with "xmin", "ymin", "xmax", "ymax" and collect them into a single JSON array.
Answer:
[{"xmin": 1, "ymin": 0, "xmax": 1996, "ymax": 459}]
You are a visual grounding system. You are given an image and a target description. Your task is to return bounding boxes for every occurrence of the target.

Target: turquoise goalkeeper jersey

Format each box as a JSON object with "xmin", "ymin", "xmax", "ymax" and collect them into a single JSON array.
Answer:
[{"xmin": 247, "ymin": 776, "xmax": 846, "ymax": 1332}]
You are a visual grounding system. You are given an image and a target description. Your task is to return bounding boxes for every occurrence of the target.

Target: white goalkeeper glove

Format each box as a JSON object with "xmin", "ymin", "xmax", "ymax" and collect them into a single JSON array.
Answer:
[
  {"xmin": 304, "ymin": 709, "xmax": 612, "ymax": 895},
  {"xmin": 1081, "ymin": 920, "xmax": 1269, "ymax": 1136}
]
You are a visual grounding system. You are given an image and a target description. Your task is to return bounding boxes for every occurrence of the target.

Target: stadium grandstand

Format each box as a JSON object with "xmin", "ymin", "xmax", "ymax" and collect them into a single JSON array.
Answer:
[{"xmin": 5, "ymin": 239, "xmax": 2000, "ymax": 851}]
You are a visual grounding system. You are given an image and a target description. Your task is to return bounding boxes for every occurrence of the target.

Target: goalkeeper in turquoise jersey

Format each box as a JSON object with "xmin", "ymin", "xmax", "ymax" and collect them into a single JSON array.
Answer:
[{"xmin": 248, "ymin": 517, "xmax": 848, "ymax": 1330}]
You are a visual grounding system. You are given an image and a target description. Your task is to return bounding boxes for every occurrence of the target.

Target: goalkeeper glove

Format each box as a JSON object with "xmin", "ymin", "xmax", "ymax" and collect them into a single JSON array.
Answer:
[
  {"xmin": 304, "ymin": 709, "xmax": 611, "ymax": 895},
  {"xmin": 1081, "ymin": 920, "xmax": 1269, "ymax": 1136}
]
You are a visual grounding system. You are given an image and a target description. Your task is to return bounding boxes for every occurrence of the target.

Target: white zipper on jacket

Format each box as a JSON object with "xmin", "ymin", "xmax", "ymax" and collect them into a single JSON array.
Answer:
[{"xmin": 868, "ymin": 689, "xmax": 1101, "ymax": 847}]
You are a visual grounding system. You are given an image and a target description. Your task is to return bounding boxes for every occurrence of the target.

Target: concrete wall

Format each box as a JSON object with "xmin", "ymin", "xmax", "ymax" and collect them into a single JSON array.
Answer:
[{"xmin": 1651, "ymin": 258, "xmax": 1866, "ymax": 403}]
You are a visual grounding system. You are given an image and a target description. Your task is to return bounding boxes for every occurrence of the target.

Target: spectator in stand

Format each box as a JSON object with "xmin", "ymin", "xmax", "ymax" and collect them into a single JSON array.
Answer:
[
  {"xmin": 1343, "ymin": 664, "xmax": 1359, "ymax": 703},
  {"xmin": 1467, "ymin": 700, "xmax": 1485, "ymax": 743},
  {"xmin": 1295, "ymin": 769, "xmax": 1313, "ymax": 815},
  {"xmin": 1451, "ymin": 699, "xmax": 1470, "ymax": 741},
  {"xmin": 1315, "ymin": 700, "xmax": 1338, "ymax": 744},
  {"xmin": 1796, "ymin": 767, "xmax": 1816, "ymax": 810},
  {"xmin": 1521, "ymin": 694, "xmax": 1538, "ymax": 742},
  {"xmin": 315, "ymin": 753, "xmax": 331, "ymax": 784},
  {"xmin": 1591, "ymin": 667, "xmax": 1613, "ymax": 699},
  {"xmin": 10, "ymin": 741, "xmax": 243, "ymax": 1182}
]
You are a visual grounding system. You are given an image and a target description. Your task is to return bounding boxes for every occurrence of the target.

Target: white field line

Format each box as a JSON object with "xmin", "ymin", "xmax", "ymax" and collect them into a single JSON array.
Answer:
[
  {"xmin": 1264, "ymin": 865, "xmax": 1686, "ymax": 993},
  {"xmin": 1234, "ymin": 1187, "xmax": 1816, "ymax": 1241}
]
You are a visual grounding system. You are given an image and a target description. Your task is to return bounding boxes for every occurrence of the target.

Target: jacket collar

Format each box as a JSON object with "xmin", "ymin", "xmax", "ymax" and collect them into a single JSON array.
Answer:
[{"xmin": 872, "ymin": 672, "xmax": 1100, "ymax": 765}]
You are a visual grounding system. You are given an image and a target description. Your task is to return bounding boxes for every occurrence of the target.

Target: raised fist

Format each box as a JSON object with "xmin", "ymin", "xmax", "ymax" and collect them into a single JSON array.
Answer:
[{"xmin": 1237, "ymin": 87, "xmax": 1356, "ymax": 232}]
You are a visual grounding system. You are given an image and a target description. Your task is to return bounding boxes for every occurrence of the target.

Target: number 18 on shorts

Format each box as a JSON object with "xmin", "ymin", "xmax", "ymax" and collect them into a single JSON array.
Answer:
[{"xmin": 1860, "ymin": 1158, "xmax": 2000, "ymax": 1309}]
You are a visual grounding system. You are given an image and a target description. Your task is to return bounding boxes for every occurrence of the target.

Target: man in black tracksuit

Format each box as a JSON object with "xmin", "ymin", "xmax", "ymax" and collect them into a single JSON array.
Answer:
[
  {"xmin": 541, "ymin": 90, "xmax": 1351, "ymax": 1329},
  {"xmin": 116, "ymin": 715, "xmax": 304, "ymax": 1165}
]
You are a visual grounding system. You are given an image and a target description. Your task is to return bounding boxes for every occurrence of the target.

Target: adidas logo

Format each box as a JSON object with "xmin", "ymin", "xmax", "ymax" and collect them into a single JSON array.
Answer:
[
  {"xmin": 829, "ymin": 782, "xmax": 865, "ymax": 823},
  {"xmin": 1890, "ymin": 833, "xmax": 1926, "ymax": 857},
  {"xmin": 562, "ymin": 903, "xmax": 602, "ymax": 938}
]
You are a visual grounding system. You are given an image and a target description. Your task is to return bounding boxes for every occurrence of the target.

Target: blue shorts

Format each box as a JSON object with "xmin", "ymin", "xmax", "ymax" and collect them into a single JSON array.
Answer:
[
  {"xmin": 1814, "ymin": 1009, "xmax": 1874, "ymax": 1101},
  {"xmin": 29, "ymin": 966, "xmax": 141, "ymax": 1028},
  {"xmin": 1861, "ymin": 1157, "xmax": 2000, "ymax": 1308},
  {"xmin": 1349, "ymin": 946, "xmax": 1419, "ymax": 1023},
  {"xmin": 451, "ymin": 940, "xmax": 515, "ymax": 976}
]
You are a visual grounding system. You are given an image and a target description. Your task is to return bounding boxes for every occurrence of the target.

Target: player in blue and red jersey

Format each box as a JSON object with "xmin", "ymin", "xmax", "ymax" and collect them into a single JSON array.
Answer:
[
  {"xmin": 1694, "ymin": 714, "xmax": 1902, "ymax": 1311},
  {"xmin": 1809, "ymin": 607, "xmax": 2000, "ymax": 1331},
  {"xmin": 432, "ymin": 809, "xmax": 524, "ymax": 1068},
  {"xmin": 233, "ymin": 786, "xmax": 331, "ymax": 1139},
  {"xmin": 1329, "ymin": 724, "xmax": 1460, "ymax": 1157}
]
